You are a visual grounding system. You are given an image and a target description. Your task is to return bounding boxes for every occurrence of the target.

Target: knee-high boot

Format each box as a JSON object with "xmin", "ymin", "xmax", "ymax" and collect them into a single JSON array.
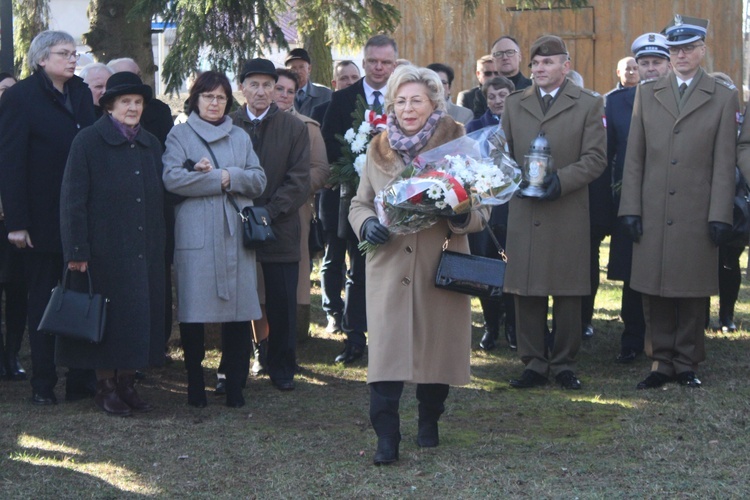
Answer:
[
  {"xmin": 416, "ymin": 383, "xmax": 449, "ymax": 448},
  {"xmin": 369, "ymin": 381, "xmax": 403, "ymax": 465},
  {"xmin": 221, "ymin": 322, "xmax": 251, "ymax": 408},
  {"xmin": 180, "ymin": 323, "xmax": 206, "ymax": 408}
]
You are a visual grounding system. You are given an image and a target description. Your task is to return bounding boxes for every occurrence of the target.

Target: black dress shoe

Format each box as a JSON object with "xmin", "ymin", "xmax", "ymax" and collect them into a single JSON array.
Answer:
[
  {"xmin": 720, "ymin": 316, "xmax": 737, "ymax": 333},
  {"xmin": 272, "ymin": 379, "xmax": 295, "ymax": 391},
  {"xmin": 373, "ymin": 435, "xmax": 400, "ymax": 465},
  {"xmin": 5, "ymin": 353, "xmax": 27, "ymax": 380},
  {"xmin": 32, "ymin": 391, "xmax": 58, "ymax": 406},
  {"xmin": 334, "ymin": 343, "xmax": 364, "ymax": 364},
  {"xmin": 479, "ymin": 329, "xmax": 498, "ymax": 350},
  {"xmin": 510, "ymin": 369, "xmax": 548, "ymax": 389},
  {"xmin": 214, "ymin": 378, "xmax": 227, "ymax": 395},
  {"xmin": 505, "ymin": 324, "xmax": 517, "ymax": 351},
  {"xmin": 676, "ymin": 371, "xmax": 702, "ymax": 388},
  {"xmin": 636, "ymin": 371, "xmax": 673, "ymax": 390},
  {"xmin": 582, "ymin": 324, "xmax": 594, "ymax": 340},
  {"xmin": 555, "ymin": 370, "xmax": 582, "ymax": 390},
  {"xmin": 615, "ymin": 349, "xmax": 639, "ymax": 364}
]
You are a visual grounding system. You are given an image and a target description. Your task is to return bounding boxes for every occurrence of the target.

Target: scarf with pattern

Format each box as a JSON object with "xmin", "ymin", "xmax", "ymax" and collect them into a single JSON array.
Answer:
[{"xmin": 387, "ymin": 109, "xmax": 445, "ymax": 163}]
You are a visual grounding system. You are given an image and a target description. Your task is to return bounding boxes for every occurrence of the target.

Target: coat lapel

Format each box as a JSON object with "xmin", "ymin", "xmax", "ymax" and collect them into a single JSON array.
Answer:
[
  {"xmin": 654, "ymin": 75, "xmax": 679, "ymax": 120},
  {"xmin": 677, "ymin": 70, "xmax": 713, "ymax": 123},
  {"xmin": 519, "ymin": 86, "xmax": 544, "ymax": 122},
  {"xmin": 543, "ymin": 83, "xmax": 577, "ymax": 123}
]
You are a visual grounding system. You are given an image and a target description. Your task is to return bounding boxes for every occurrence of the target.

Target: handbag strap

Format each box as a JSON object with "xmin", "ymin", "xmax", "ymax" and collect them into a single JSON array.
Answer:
[
  {"xmin": 442, "ymin": 212, "xmax": 507, "ymax": 262},
  {"xmin": 61, "ymin": 267, "xmax": 95, "ymax": 298},
  {"xmin": 188, "ymin": 123, "xmax": 248, "ymax": 222}
]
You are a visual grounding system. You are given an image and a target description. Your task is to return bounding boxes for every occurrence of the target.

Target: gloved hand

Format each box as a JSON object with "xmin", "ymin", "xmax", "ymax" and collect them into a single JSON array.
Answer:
[
  {"xmin": 361, "ymin": 217, "xmax": 390, "ymax": 245},
  {"xmin": 515, "ymin": 179, "xmax": 530, "ymax": 198},
  {"xmin": 447, "ymin": 212, "xmax": 469, "ymax": 225},
  {"xmin": 709, "ymin": 221, "xmax": 733, "ymax": 246},
  {"xmin": 620, "ymin": 215, "xmax": 642, "ymax": 243},
  {"xmin": 539, "ymin": 173, "xmax": 561, "ymax": 200}
]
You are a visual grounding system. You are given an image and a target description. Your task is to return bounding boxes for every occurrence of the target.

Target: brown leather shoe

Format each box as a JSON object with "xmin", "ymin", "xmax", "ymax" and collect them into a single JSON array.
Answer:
[
  {"xmin": 95, "ymin": 378, "xmax": 132, "ymax": 416},
  {"xmin": 116, "ymin": 374, "xmax": 154, "ymax": 412}
]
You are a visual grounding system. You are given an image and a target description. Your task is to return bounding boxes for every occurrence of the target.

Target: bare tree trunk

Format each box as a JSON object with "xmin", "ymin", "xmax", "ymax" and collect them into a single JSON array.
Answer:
[
  {"xmin": 83, "ymin": 0, "xmax": 156, "ymax": 89},
  {"xmin": 303, "ymin": 20, "xmax": 332, "ymax": 88}
]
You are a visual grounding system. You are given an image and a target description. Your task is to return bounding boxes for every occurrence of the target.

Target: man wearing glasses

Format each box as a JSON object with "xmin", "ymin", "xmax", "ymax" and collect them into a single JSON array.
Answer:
[
  {"xmin": 491, "ymin": 36, "xmax": 532, "ymax": 92},
  {"xmin": 619, "ymin": 15, "xmax": 738, "ymax": 390},
  {"xmin": 457, "ymin": 55, "xmax": 498, "ymax": 119}
]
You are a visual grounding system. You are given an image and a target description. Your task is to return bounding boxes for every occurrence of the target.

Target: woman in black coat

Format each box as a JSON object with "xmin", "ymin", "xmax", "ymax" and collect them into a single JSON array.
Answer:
[{"xmin": 58, "ymin": 72, "xmax": 166, "ymax": 416}]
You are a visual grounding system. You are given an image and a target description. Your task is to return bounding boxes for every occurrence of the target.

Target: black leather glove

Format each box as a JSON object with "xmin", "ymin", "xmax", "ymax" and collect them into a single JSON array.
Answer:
[
  {"xmin": 361, "ymin": 217, "xmax": 390, "ymax": 245},
  {"xmin": 620, "ymin": 215, "xmax": 643, "ymax": 243},
  {"xmin": 515, "ymin": 179, "xmax": 530, "ymax": 198},
  {"xmin": 448, "ymin": 212, "xmax": 469, "ymax": 225},
  {"xmin": 539, "ymin": 173, "xmax": 561, "ymax": 201},
  {"xmin": 709, "ymin": 221, "xmax": 733, "ymax": 246}
]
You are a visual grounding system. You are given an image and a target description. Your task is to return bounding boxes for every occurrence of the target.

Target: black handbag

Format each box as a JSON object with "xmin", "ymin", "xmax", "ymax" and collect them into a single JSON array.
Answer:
[
  {"xmin": 38, "ymin": 268, "xmax": 108, "ymax": 343},
  {"xmin": 227, "ymin": 194, "xmax": 277, "ymax": 249},
  {"xmin": 435, "ymin": 222, "xmax": 506, "ymax": 299},
  {"xmin": 730, "ymin": 167, "xmax": 750, "ymax": 244},
  {"xmin": 309, "ymin": 208, "xmax": 326, "ymax": 254}
]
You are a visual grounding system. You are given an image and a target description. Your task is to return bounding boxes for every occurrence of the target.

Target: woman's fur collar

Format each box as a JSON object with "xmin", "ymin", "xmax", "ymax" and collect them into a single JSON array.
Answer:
[{"xmin": 369, "ymin": 116, "xmax": 465, "ymax": 176}]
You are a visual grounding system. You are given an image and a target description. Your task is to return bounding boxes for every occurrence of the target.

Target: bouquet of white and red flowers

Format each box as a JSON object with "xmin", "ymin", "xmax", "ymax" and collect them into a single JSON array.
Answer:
[{"xmin": 361, "ymin": 126, "xmax": 521, "ymax": 255}]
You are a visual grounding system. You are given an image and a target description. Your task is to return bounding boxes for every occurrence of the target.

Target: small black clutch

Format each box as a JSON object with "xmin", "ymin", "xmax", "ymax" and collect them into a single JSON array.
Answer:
[{"xmin": 435, "ymin": 250, "xmax": 505, "ymax": 299}]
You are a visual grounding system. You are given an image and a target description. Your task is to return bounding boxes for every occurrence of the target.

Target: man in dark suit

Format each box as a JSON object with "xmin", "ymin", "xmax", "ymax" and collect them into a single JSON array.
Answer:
[
  {"xmin": 311, "ymin": 60, "xmax": 360, "ymax": 124},
  {"xmin": 607, "ymin": 33, "xmax": 672, "ymax": 363},
  {"xmin": 619, "ymin": 16, "xmax": 738, "ymax": 390},
  {"xmin": 491, "ymin": 35, "xmax": 532, "ymax": 91},
  {"xmin": 457, "ymin": 55, "xmax": 497, "ymax": 119},
  {"xmin": 286, "ymin": 48, "xmax": 333, "ymax": 117},
  {"xmin": 321, "ymin": 35, "xmax": 397, "ymax": 364}
]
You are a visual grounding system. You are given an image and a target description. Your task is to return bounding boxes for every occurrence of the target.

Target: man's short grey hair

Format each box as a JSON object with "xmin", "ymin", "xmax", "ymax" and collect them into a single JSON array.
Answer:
[
  {"xmin": 80, "ymin": 62, "xmax": 114, "ymax": 80},
  {"xmin": 27, "ymin": 30, "xmax": 75, "ymax": 72},
  {"xmin": 107, "ymin": 57, "xmax": 136, "ymax": 70},
  {"xmin": 567, "ymin": 70, "xmax": 584, "ymax": 88},
  {"xmin": 384, "ymin": 65, "xmax": 446, "ymax": 115}
]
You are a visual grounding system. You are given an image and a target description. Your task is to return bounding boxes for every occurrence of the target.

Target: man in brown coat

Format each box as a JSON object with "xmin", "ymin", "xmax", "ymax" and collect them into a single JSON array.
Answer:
[
  {"xmin": 502, "ymin": 35, "xmax": 606, "ymax": 390},
  {"xmin": 619, "ymin": 15, "xmax": 738, "ymax": 389}
]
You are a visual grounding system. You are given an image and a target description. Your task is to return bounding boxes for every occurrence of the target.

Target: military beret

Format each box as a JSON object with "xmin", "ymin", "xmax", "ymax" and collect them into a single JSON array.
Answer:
[
  {"xmin": 529, "ymin": 35, "xmax": 568, "ymax": 60},
  {"xmin": 631, "ymin": 33, "xmax": 670, "ymax": 60},
  {"xmin": 662, "ymin": 14, "xmax": 708, "ymax": 46}
]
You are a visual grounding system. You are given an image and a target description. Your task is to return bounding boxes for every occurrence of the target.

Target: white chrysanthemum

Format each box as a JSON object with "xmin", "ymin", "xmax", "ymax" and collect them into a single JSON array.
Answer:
[
  {"xmin": 435, "ymin": 200, "xmax": 447, "ymax": 209},
  {"xmin": 353, "ymin": 154, "xmax": 366, "ymax": 176},
  {"xmin": 344, "ymin": 128, "xmax": 356, "ymax": 143},
  {"xmin": 426, "ymin": 184, "xmax": 444, "ymax": 200},
  {"xmin": 452, "ymin": 168, "xmax": 474, "ymax": 185},
  {"xmin": 351, "ymin": 134, "xmax": 368, "ymax": 153},
  {"xmin": 475, "ymin": 180, "xmax": 490, "ymax": 193},
  {"xmin": 358, "ymin": 121, "xmax": 373, "ymax": 135}
]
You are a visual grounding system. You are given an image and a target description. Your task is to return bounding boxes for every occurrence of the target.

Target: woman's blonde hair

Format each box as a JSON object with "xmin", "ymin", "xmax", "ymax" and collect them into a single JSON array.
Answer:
[{"xmin": 384, "ymin": 65, "xmax": 446, "ymax": 115}]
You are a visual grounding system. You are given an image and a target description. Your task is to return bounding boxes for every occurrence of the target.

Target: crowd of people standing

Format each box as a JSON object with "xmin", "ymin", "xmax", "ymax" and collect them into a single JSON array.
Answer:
[{"xmin": 0, "ymin": 11, "xmax": 748, "ymax": 466}]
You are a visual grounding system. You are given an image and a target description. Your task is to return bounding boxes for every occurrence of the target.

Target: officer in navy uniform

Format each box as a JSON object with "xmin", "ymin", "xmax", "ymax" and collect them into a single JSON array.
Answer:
[{"xmin": 606, "ymin": 33, "xmax": 672, "ymax": 363}]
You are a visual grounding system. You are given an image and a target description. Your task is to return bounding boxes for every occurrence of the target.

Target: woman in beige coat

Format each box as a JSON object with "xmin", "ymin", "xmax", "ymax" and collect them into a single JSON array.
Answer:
[{"xmin": 349, "ymin": 66, "xmax": 487, "ymax": 466}]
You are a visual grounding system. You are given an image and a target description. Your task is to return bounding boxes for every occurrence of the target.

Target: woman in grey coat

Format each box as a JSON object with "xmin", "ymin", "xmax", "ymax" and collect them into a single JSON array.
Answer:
[
  {"xmin": 60, "ymin": 72, "xmax": 165, "ymax": 417},
  {"xmin": 162, "ymin": 71, "xmax": 267, "ymax": 408}
]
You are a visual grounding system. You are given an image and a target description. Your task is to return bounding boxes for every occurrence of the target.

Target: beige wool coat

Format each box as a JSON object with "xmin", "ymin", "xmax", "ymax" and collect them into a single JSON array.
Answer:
[
  {"xmin": 349, "ymin": 116, "xmax": 487, "ymax": 385},
  {"xmin": 619, "ymin": 70, "xmax": 738, "ymax": 297},
  {"xmin": 502, "ymin": 81, "xmax": 607, "ymax": 296}
]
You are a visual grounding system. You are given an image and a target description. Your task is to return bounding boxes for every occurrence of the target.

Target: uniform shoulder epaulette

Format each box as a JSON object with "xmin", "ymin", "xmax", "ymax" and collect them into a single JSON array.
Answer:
[
  {"xmin": 713, "ymin": 78, "xmax": 737, "ymax": 91},
  {"xmin": 604, "ymin": 86, "xmax": 627, "ymax": 97},
  {"xmin": 509, "ymin": 88, "xmax": 525, "ymax": 96},
  {"xmin": 583, "ymin": 89, "xmax": 601, "ymax": 98},
  {"xmin": 639, "ymin": 78, "xmax": 658, "ymax": 85}
]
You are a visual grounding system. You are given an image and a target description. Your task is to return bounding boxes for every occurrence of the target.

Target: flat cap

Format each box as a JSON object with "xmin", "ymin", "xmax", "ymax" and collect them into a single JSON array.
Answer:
[
  {"xmin": 663, "ymin": 14, "xmax": 708, "ymax": 46},
  {"xmin": 239, "ymin": 58, "xmax": 278, "ymax": 83},
  {"xmin": 631, "ymin": 33, "xmax": 670, "ymax": 60},
  {"xmin": 530, "ymin": 35, "xmax": 568, "ymax": 60},
  {"xmin": 285, "ymin": 48, "xmax": 311, "ymax": 65}
]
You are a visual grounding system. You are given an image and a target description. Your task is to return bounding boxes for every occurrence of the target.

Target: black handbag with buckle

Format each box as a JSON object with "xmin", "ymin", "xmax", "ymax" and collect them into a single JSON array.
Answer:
[
  {"xmin": 226, "ymin": 194, "xmax": 276, "ymax": 249},
  {"xmin": 435, "ymin": 219, "xmax": 506, "ymax": 299},
  {"xmin": 38, "ymin": 268, "xmax": 108, "ymax": 343}
]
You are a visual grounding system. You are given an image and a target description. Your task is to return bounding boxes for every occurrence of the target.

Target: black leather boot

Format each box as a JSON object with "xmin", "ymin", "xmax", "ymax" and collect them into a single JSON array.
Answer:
[
  {"xmin": 116, "ymin": 373, "xmax": 154, "ymax": 412},
  {"xmin": 370, "ymin": 382, "xmax": 403, "ymax": 465},
  {"xmin": 416, "ymin": 384, "xmax": 449, "ymax": 448},
  {"xmin": 222, "ymin": 322, "xmax": 251, "ymax": 408},
  {"xmin": 94, "ymin": 378, "xmax": 132, "ymax": 416},
  {"xmin": 180, "ymin": 323, "xmax": 207, "ymax": 408}
]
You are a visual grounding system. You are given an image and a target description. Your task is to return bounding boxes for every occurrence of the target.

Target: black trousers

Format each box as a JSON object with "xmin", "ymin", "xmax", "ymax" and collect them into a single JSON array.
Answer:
[
  {"xmin": 369, "ymin": 381, "xmax": 449, "ymax": 438},
  {"xmin": 261, "ymin": 262, "xmax": 299, "ymax": 383},
  {"xmin": 582, "ymin": 227, "xmax": 607, "ymax": 327},
  {"xmin": 620, "ymin": 282, "xmax": 645, "ymax": 353},
  {"xmin": 1, "ymin": 281, "xmax": 27, "ymax": 355},
  {"xmin": 718, "ymin": 244, "xmax": 745, "ymax": 320}
]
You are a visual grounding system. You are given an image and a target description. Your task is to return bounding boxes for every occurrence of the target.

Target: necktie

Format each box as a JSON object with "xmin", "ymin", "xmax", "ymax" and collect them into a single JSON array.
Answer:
[
  {"xmin": 372, "ymin": 91, "xmax": 383, "ymax": 114},
  {"xmin": 296, "ymin": 89, "xmax": 305, "ymax": 109},
  {"xmin": 542, "ymin": 94, "xmax": 553, "ymax": 114},
  {"xmin": 250, "ymin": 119, "xmax": 261, "ymax": 140},
  {"xmin": 679, "ymin": 83, "xmax": 688, "ymax": 98}
]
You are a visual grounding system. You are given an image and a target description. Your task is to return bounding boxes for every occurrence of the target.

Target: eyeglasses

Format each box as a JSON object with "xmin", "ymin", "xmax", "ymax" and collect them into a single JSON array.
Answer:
[
  {"xmin": 394, "ymin": 98, "xmax": 430, "ymax": 110},
  {"xmin": 50, "ymin": 50, "xmax": 80, "ymax": 61},
  {"xmin": 492, "ymin": 49, "xmax": 519, "ymax": 59},
  {"xmin": 482, "ymin": 71, "xmax": 500, "ymax": 77},
  {"xmin": 200, "ymin": 93, "xmax": 228, "ymax": 103},
  {"xmin": 668, "ymin": 44, "xmax": 704, "ymax": 55}
]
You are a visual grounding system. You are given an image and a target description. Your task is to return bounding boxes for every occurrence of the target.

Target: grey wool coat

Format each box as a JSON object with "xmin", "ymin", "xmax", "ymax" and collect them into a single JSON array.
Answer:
[
  {"xmin": 619, "ymin": 70, "xmax": 738, "ymax": 297},
  {"xmin": 162, "ymin": 113, "xmax": 267, "ymax": 323},
  {"xmin": 57, "ymin": 115, "xmax": 165, "ymax": 369},
  {"xmin": 349, "ymin": 116, "xmax": 488, "ymax": 386}
]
